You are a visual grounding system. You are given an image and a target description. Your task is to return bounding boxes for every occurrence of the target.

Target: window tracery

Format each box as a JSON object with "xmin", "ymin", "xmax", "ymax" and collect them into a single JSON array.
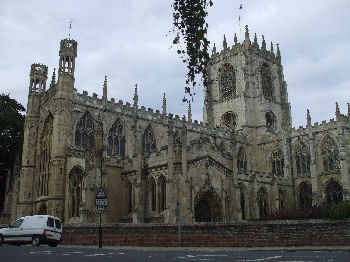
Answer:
[
  {"xmin": 219, "ymin": 63, "xmax": 236, "ymax": 101},
  {"xmin": 261, "ymin": 63, "xmax": 273, "ymax": 101},
  {"xmin": 294, "ymin": 140, "xmax": 310, "ymax": 175},
  {"xmin": 142, "ymin": 126, "xmax": 156, "ymax": 155},
  {"xmin": 237, "ymin": 146, "xmax": 247, "ymax": 172},
  {"xmin": 69, "ymin": 167, "xmax": 84, "ymax": 218},
  {"xmin": 75, "ymin": 112, "xmax": 94, "ymax": 149},
  {"xmin": 107, "ymin": 119, "xmax": 126, "ymax": 157},
  {"xmin": 320, "ymin": 135, "xmax": 340, "ymax": 172},
  {"xmin": 221, "ymin": 111, "xmax": 237, "ymax": 129},
  {"xmin": 272, "ymin": 147, "xmax": 284, "ymax": 176},
  {"xmin": 38, "ymin": 115, "xmax": 53, "ymax": 197}
]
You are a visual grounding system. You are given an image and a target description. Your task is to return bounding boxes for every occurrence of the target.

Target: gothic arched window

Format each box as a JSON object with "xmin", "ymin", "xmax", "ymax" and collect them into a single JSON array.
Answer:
[
  {"xmin": 38, "ymin": 115, "xmax": 53, "ymax": 197},
  {"xmin": 107, "ymin": 119, "xmax": 126, "ymax": 157},
  {"xmin": 320, "ymin": 135, "xmax": 340, "ymax": 173},
  {"xmin": 219, "ymin": 63, "xmax": 236, "ymax": 101},
  {"xmin": 221, "ymin": 111, "xmax": 237, "ymax": 129},
  {"xmin": 237, "ymin": 146, "xmax": 247, "ymax": 172},
  {"xmin": 298, "ymin": 182, "xmax": 312, "ymax": 208},
  {"xmin": 294, "ymin": 140, "xmax": 310, "ymax": 175},
  {"xmin": 159, "ymin": 176, "xmax": 166, "ymax": 211},
  {"xmin": 258, "ymin": 187, "xmax": 268, "ymax": 218},
  {"xmin": 75, "ymin": 112, "xmax": 94, "ymax": 149},
  {"xmin": 325, "ymin": 180, "xmax": 343, "ymax": 205},
  {"xmin": 142, "ymin": 126, "xmax": 156, "ymax": 155},
  {"xmin": 68, "ymin": 166, "xmax": 84, "ymax": 218},
  {"xmin": 265, "ymin": 111, "xmax": 276, "ymax": 130},
  {"xmin": 261, "ymin": 63, "xmax": 273, "ymax": 101},
  {"xmin": 272, "ymin": 147, "xmax": 284, "ymax": 176}
]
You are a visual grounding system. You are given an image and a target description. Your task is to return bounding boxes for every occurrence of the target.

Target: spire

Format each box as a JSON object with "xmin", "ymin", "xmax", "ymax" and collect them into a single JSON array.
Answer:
[
  {"xmin": 261, "ymin": 35, "xmax": 266, "ymax": 51},
  {"xmin": 50, "ymin": 68, "xmax": 56, "ymax": 88},
  {"xmin": 133, "ymin": 83, "xmax": 138, "ymax": 109},
  {"xmin": 162, "ymin": 93, "xmax": 166, "ymax": 116},
  {"xmin": 223, "ymin": 34, "xmax": 227, "ymax": 49},
  {"xmin": 276, "ymin": 43, "xmax": 281, "ymax": 63},
  {"xmin": 307, "ymin": 109, "xmax": 311, "ymax": 126},
  {"xmin": 254, "ymin": 33, "xmax": 258, "ymax": 46},
  {"xmin": 212, "ymin": 43, "xmax": 216, "ymax": 54},
  {"xmin": 348, "ymin": 103, "xmax": 350, "ymax": 117},
  {"xmin": 102, "ymin": 76, "xmax": 108, "ymax": 103},
  {"xmin": 336, "ymin": 102, "xmax": 340, "ymax": 120},
  {"xmin": 234, "ymin": 33, "xmax": 238, "ymax": 45},
  {"xmin": 188, "ymin": 101, "xmax": 192, "ymax": 122},
  {"xmin": 270, "ymin": 42, "xmax": 274, "ymax": 54}
]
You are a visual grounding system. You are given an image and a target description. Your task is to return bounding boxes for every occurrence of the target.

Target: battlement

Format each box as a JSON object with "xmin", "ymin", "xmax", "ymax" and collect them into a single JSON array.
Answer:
[
  {"xmin": 30, "ymin": 63, "xmax": 48, "ymax": 78},
  {"xmin": 59, "ymin": 38, "xmax": 78, "ymax": 56},
  {"xmin": 210, "ymin": 25, "xmax": 281, "ymax": 66}
]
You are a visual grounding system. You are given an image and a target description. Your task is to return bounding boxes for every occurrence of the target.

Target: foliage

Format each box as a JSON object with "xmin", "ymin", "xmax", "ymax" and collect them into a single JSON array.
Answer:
[
  {"xmin": 171, "ymin": 0, "xmax": 213, "ymax": 102},
  {"xmin": 328, "ymin": 200, "xmax": 350, "ymax": 220},
  {"xmin": 266, "ymin": 205, "xmax": 330, "ymax": 220},
  {"xmin": 0, "ymin": 94, "xmax": 25, "ymax": 210}
]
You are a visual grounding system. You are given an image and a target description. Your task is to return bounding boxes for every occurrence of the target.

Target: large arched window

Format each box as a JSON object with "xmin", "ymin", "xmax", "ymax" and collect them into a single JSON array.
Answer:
[
  {"xmin": 142, "ymin": 126, "xmax": 156, "ymax": 155},
  {"xmin": 68, "ymin": 166, "xmax": 84, "ymax": 218},
  {"xmin": 320, "ymin": 135, "xmax": 340, "ymax": 172},
  {"xmin": 75, "ymin": 112, "xmax": 94, "ymax": 149},
  {"xmin": 294, "ymin": 140, "xmax": 311, "ymax": 175},
  {"xmin": 298, "ymin": 182, "xmax": 312, "ymax": 208},
  {"xmin": 325, "ymin": 179, "xmax": 343, "ymax": 205},
  {"xmin": 159, "ymin": 176, "xmax": 166, "ymax": 212},
  {"xmin": 237, "ymin": 146, "xmax": 247, "ymax": 173},
  {"xmin": 221, "ymin": 111, "xmax": 237, "ymax": 129},
  {"xmin": 219, "ymin": 63, "xmax": 236, "ymax": 101},
  {"xmin": 107, "ymin": 119, "xmax": 126, "ymax": 157},
  {"xmin": 261, "ymin": 63, "xmax": 273, "ymax": 101},
  {"xmin": 38, "ymin": 115, "xmax": 53, "ymax": 197},
  {"xmin": 258, "ymin": 187, "xmax": 268, "ymax": 218},
  {"xmin": 272, "ymin": 147, "xmax": 284, "ymax": 176}
]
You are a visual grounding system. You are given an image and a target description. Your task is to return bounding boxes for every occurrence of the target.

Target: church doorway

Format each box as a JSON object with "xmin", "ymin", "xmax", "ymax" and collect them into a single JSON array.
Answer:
[{"xmin": 194, "ymin": 191, "xmax": 222, "ymax": 222}]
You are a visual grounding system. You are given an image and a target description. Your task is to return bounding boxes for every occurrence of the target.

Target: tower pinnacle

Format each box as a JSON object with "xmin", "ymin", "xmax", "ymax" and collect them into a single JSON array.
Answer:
[
  {"xmin": 162, "ymin": 93, "xmax": 166, "ymax": 116},
  {"xmin": 133, "ymin": 83, "xmax": 138, "ymax": 109},
  {"xmin": 103, "ymin": 76, "xmax": 108, "ymax": 103}
]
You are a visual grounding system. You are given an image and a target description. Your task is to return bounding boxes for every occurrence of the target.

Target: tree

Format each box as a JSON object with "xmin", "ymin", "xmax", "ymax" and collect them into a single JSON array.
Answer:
[
  {"xmin": 0, "ymin": 94, "xmax": 25, "ymax": 211},
  {"xmin": 171, "ymin": 0, "xmax": 213, "ymax": 102}
]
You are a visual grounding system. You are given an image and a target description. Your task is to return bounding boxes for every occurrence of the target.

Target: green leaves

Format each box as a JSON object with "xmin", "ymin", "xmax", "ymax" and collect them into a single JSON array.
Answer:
[{"xmin": 171, "ymin": 0, "xmax": 213, "ymax": 102}]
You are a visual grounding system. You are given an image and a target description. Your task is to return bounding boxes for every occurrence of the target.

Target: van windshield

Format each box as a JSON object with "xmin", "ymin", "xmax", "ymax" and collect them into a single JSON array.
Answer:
[
  {"xmin": 47, "ymin": 217, "xmax": 54, "ymax": 227},
  {"xmin": 55, "ymin": 219, "xmax": 61, "ymax": 229}
]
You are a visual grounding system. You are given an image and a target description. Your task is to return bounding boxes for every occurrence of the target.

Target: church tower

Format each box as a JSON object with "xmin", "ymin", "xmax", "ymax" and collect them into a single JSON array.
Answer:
[
  {"xmin": 18, "ymin": 64, "xmax": 48, "ymax": 216},
  {"xmin": 204, "ymin": 26, "xmax": 291, "ymax": 135}
]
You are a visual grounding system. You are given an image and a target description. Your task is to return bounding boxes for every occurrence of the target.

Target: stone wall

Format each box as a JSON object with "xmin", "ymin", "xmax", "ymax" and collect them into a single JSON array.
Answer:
[{"xmin": 62, "ymin": 220, "xmax": 350, "ymax": 247}]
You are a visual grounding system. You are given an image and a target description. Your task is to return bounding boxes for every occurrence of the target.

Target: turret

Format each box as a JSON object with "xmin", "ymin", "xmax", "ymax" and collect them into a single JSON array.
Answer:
[
  {"xmin": 58, "ymin": 38, "xmax": 77, "ymax": 78},
  {"xmin": 29, "ymin": 63, "xmax": 48, "ymax": 95}
]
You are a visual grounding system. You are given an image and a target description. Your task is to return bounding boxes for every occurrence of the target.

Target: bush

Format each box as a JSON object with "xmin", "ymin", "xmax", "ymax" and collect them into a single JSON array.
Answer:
[
  {"xmin": 266, "ymin": 205, "xmax": 330, "ymax": 221},
  {"xmin": 328, "ymin": 200, "xmax": 350, "ymax": 220}
]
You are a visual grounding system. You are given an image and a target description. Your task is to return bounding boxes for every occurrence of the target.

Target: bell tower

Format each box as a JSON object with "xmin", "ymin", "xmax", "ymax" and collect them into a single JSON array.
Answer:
[{"xmin": 204, "ymin": 25, "xmax": 291, "ymax": 134}]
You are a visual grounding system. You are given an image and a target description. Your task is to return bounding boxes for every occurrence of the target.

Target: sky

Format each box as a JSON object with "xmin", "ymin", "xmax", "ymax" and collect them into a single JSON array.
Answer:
[{"xmin": 0, "ymin": 0, "xmax": 349, "ymax": 128}]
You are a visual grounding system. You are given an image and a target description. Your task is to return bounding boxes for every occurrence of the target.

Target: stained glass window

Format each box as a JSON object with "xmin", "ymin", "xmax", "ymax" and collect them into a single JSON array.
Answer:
[
  {"xmin": 294, "ymin": 141, "xmax": 310, "ymax": 175},
  {"xmin": 272, "ymin": 147, "xmax": 284, "ymax": 176},
  {"xmin": 325, "ymin": 180, "xmax": 343, "ymax": 205},
  {"xmin": 265, "ymin": 111, "xmax": 276, "ymax": 130},
  {"xmin": 142, "ymin": 126, "xmax": 156, "ymax": 155},
  {"xmin": 221, "ymin": 112, "xmax": 237, "ymax": 129},
  {"xmin": 237, "ymin": 146, "xmax": 247, "ymax": 172},
  {"xmin": 75, "ymin": 112, "xmax": 94, "ymax": 149}
]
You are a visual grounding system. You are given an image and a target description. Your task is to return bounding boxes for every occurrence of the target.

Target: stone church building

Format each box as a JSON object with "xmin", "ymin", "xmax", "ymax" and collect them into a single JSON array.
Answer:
[{"xmin": 2, "ymin": 26, "xmax": 350, "ymax": 224}]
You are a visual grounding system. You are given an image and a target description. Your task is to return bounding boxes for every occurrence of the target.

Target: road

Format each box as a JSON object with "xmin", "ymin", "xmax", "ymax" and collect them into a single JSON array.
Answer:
[{"xmin": 0, "ymin": 244, "xmax": 350, "ymax": 261}]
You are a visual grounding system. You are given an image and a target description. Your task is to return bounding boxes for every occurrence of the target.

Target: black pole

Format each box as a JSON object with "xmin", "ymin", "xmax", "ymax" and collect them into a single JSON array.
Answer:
[
  {"xmin": 98, "ymin": 123, "xmax": 103, "ymax": 248},
  {"xmin": 99, "ymin": 210, "xmax": 102, "ymax": 248}
]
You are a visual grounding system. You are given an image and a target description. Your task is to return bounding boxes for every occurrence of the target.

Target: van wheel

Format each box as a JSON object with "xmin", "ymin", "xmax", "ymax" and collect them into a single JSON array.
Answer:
[{"xmin": 32, "ymin": 236, "xmax": 40, "ymax": 247}]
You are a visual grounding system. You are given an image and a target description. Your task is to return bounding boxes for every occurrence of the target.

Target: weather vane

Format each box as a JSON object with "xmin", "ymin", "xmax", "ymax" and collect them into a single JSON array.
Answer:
[{"xmin": 69, "ymin": 19, "xmax": 73, "ymax": 38}]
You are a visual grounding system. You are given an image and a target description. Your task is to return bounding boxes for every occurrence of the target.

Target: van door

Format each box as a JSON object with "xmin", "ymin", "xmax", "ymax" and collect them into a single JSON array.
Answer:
[{"xmin": 4, "ymin": 219, "xmax": 24, "ymax": 242}]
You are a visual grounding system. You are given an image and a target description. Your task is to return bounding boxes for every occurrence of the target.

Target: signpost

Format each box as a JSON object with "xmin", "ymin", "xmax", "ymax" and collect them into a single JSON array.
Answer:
[{"xmin": 95, "ymin": 187, "xmax": 107, "ymax": 248}]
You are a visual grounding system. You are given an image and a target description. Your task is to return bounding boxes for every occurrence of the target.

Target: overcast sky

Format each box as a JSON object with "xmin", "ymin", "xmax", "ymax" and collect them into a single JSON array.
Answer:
[{"xmin": 0, "ymin": 0, "xmax": 349, "ymax": 128}]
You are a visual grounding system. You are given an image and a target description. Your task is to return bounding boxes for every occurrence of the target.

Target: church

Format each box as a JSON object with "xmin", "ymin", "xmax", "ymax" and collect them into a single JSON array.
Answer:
[{"xmin": 2, "ymin": 25, "xmax": 349, "ymax": 224}]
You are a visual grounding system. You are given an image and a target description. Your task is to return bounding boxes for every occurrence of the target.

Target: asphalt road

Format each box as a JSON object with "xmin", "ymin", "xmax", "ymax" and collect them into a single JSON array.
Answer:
[{"xmin": 0, "ymin": 244, "xmax": 350, "ymax": 261}]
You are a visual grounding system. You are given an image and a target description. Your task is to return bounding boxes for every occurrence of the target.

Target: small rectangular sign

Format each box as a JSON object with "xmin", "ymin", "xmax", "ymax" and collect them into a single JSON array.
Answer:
[{"xmin": 96, "ymin": 198, "xmax": 108, "ymax": 206}]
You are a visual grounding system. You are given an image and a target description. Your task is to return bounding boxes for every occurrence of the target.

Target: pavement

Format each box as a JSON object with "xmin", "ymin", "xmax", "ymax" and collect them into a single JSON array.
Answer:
[{"xmin": 60, "ymin": 245, "xmax": 350, "ymax": 252}]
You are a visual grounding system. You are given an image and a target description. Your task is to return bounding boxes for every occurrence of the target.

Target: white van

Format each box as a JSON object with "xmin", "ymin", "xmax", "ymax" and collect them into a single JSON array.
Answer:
[{"xmin": 0, "ymin": 215, "xmax": 62, "ymax": 247}]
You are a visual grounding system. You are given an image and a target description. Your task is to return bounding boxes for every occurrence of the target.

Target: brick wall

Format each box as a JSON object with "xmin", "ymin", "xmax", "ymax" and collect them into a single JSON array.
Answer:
[{"xmin": 62, "ymin": 220, "xmax": 350, "ymax": 247}]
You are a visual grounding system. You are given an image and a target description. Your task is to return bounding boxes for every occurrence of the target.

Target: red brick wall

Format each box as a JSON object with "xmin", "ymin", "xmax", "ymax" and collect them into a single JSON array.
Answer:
[{"xmin": 62, "ymin": 220, "xmax": 350, "ymax": 247}]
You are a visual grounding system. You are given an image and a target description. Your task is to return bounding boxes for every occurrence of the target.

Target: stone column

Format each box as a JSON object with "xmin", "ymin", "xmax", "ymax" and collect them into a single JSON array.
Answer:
[{"xmin": 309, "ymin": 134, "xmax": 321, "ymax": 205}]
